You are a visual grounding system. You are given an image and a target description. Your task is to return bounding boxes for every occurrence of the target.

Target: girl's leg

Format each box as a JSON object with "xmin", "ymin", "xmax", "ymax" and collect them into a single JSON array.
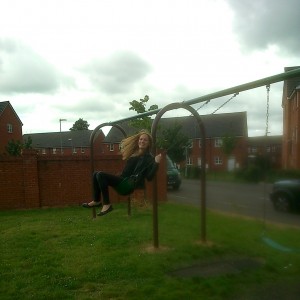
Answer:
[
  {"xmin": 82, "ymin": 172, "xmax": 102, "ymax": 207},
  {"xmin": 82, "ymin": 171, "xmax": 113, "ymax": 208},
  {"xmin": 92, "ymin": 171, "xmax": 101, "ymax": 202},
  {"xmin": 96, "ymin": 172, "xmax": 121, "ymax": 205},
  {"xmin": 82, "ymin": 171, "xmax": 122, "ymax": 211}
]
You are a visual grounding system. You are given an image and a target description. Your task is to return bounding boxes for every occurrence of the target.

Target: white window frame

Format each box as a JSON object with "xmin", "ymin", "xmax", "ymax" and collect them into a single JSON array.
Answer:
[
  {"xmin": 197, "ymin": 157, "xmax": 201, "ymax": 167},
  {"xmin": 7, "ymin": 123, "xmax": 13, "ymax": 133},
  {"xmin": 214, "ymin": 156, "xmax": 223, "ymax": 165},
  {"xmin": 214, "ymin": 138, "xmax": 223, "ymax": 147}
]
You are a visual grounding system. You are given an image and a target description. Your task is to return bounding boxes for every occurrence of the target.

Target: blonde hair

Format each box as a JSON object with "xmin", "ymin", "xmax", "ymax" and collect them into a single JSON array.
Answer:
[{"xmin": 120, "ymin": 129, "xmax": 153, "ymax": 160}]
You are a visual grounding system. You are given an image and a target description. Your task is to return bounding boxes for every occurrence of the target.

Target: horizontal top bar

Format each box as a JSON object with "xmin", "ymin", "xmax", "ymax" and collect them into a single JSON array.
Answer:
[{"xmin": 107, "ymin": 67, "xmax": 300, "ymax": 125}]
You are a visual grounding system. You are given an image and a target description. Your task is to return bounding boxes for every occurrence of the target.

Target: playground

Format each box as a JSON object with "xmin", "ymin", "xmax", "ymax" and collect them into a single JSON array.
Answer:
[
  {"xmin": 1, "ymin": 202, "xmax": 300, "ymax": 299},
  {"xmin": 2, "ymin": 69, "xmax": 300, "ymax": 299}
]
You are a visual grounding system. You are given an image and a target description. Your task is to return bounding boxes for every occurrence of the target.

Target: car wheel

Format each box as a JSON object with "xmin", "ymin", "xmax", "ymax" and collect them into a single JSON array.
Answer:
[{"xmin": 273, "ymin": 193, "xmax": 291, "ymax": 212}]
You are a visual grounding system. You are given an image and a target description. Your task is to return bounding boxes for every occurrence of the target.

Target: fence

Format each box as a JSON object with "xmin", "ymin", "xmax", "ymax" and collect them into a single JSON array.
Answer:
[{"xmin": 0, "ymin": 150, "xmax": 167, "ymax": 210}]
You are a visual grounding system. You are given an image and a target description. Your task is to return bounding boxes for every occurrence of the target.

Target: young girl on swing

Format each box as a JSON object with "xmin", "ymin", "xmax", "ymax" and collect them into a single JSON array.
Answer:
[{"xmin": 82, "ymin": 130, "xmax": 162, "ymax": 216}]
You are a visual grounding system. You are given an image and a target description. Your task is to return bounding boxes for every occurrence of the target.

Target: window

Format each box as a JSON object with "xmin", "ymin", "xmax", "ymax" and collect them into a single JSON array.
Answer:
[
  {"xmin": 7, "ymin": 123, "xmax": 13, "ymax": 133},
  {"xmin": 197, "ymin": 158, "xmax": 201, "ymax": 167},
  {"xmin": 187, "ymin": 157, "xmax": 192, "ymax": 165},
  {"xmin": 81, "ymin": 147, "xmax": 85, "ymax": 154},
  {"xmin": 53, "ymin": 148, "xmax": 57, "ymax": 154},
  {"xmin": 251, "ymin": 147, "xmax": 257, "ymax": 153},
  {"xmin": 109, "ymin": 144, "xmax": 114, "ymax": 151},
  {"xmin": 214, "ymin": 138, "xmax": 222, "ymax": 147},
  {"xmin": 214, "ymin": 157, "xmax": 222, "ymax": 165},
  {"xmin": 72, "ymin": 147, "xmax": 77, "ymax": 154}
]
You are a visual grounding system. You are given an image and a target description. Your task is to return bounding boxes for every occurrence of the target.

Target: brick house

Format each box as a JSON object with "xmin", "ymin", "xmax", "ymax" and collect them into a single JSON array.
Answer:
[
  {"xmin": 0, "ymin": 101, "xmax": 23, "ymax": 155},
  {"xmin": 248, "ymin": 135, "xmax": 282, "ymax": 169},
  {"xmin": 282, "ymin": 66, "xmax": 300, "ymax": 169},
  {"xmin": 102, "ymin": 112, "xmax": 249, "ymax": 172},
  {"xmin": 23, "ymin": 130, "xmax": 105, "ymax": 156}
]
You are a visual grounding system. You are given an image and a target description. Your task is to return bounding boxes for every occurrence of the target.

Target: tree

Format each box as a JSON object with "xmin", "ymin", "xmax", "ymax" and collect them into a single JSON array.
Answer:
[
  {"xmin": 5, "ymin": 136, "xmax": 33, "ymax": 156},
  {"xmin": 23, "ymin": 136, "xmax": 33, "ymax": 150},
  {"xmin": 156, "ymin": 122, "xmax": 190, "ymax": 163},
  {"xmin": 128, "ymin": 95, "xmax": 189, "ymax": 162},
  {"xmin": 70, "ymin": 118, "xmax": 90, "ymax": 131},
  {"xmin": 6, "ymin": 140, "xmax": 23, "ymax": 156},
  {"xmin": 128, "ymin": 95, "xmax": 158, "ymax": 131},
  {"xmin": 221, "ymin": 134, "xmax": 237, "ymax": 157}
]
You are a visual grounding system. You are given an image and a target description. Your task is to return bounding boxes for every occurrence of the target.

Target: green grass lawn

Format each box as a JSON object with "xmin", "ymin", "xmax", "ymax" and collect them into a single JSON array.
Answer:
[{"xmin": 1, "ymin": 202, "xmax": 300, "ymax": 299}]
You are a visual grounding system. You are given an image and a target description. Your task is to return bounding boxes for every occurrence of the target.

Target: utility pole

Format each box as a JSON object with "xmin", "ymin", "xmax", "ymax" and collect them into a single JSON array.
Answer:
[{"xmin": 59, "ymin": 118, "xmax": 67, "ymax": 155}]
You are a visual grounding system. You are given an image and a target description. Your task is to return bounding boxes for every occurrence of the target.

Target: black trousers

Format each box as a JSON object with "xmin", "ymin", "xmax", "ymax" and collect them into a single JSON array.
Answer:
[{"xmin": 92, "ymin": 171, "xmax": 123, "ymax": 205}]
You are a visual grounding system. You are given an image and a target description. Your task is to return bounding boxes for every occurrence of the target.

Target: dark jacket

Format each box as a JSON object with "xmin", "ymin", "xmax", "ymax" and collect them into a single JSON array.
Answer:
[{"xmin": 121, "ymin": 153, "xmax": 159, "ymax": 188}]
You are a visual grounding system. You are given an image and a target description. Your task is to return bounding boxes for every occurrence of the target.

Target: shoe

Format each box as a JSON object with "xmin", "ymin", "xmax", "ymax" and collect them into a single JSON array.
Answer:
[
  {"xmin": 97, "ymin": 205, "xmax": 113, "ymax": 216},
  {"xmin": 82, "ymin": 202, "xmax": 101, "ymax": 208}
]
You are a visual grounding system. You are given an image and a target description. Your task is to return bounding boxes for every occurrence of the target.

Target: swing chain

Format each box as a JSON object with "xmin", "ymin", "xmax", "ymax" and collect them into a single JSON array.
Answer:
[
  {"xmin": 262, "ymin": 84, "xmax": 271, "ymax": 230},
  {"xmin": 195, "ymin": 92, "xmax": 239, "ymax": 114},
  {"xmin": 211, "ymin": 92, "xmax": 239, "ymax": 114},
  {"xmin": 265, "ymin": 84, "xmax": 270, "ymax": 137},
  {"xmin": 196, "ymin": 99, "xmax": 210, "ymax": 111}
]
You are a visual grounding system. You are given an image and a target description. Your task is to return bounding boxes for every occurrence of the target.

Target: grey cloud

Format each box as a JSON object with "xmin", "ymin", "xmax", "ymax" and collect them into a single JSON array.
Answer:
[
  {"xmin": 0, "ymin": 38, "xmax": 72, "ymax": 94},
  {"xmin": 82, "ymin": 51, "xmax": 151, "ymax": 94},
  {"xmin": 226, "ymin": 0, "xmax": 300, "ymax": 56},
  {"xmin": 52, "ymin": 97, "xmax": 113, "ymax": 116}
]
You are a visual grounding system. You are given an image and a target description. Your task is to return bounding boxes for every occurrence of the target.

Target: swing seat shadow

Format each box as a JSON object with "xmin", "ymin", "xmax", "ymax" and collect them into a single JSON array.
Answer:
[
  {"xmin": 169, "ymin": 257, "xmax": 300, "ymax": 299},
  {"xmin": 169, "ymin": 256, "xmax": 265, "ymax": 278}
]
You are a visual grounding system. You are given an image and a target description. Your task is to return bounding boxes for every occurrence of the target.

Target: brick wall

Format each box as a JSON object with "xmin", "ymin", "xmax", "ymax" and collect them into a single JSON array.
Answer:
[
  {"xmin": 0, "ymin": 151, "xmax": 167, "ymax": 210},
  {"xmin": 0, "ymin": 157, "xmax": 24, "ymax": 209}
]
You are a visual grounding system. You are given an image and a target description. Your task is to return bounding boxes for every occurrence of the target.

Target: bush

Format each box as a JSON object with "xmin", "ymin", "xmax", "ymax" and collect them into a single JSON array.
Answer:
[
  {"xmin": 235, "ymin": 166, "xmax": 264, "ymax": 182},
  {"xmin": 185, "ymin": 165, "xmax": 201, "ymax": 179}
]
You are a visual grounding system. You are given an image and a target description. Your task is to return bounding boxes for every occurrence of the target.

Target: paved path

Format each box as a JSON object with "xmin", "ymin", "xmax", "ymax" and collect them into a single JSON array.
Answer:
[{"xmin": 168, "ymin": 179, "xmax": 300, "ymax": 227}]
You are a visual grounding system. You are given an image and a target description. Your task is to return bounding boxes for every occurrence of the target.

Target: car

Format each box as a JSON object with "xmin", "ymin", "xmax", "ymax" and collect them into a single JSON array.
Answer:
[
  {"xmin": 166, "ymin": 156, "xmax": 181, "ymax": 190},
  {"xmin": 270, "ymin": 179, "xmax": 300, "ymax": 212}
]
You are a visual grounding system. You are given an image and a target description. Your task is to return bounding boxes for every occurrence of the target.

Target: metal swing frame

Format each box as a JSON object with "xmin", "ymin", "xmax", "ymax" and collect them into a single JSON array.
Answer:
[{"xmin": 89, "ymin": 68, "xmax": 300, "ymax": 249}]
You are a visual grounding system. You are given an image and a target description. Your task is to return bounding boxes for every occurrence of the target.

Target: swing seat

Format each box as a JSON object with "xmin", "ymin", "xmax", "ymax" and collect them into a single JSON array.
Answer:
[
  {"xmin": 261, "ymin": 234, "xmax": 300, "ymax": 253},
  {"xmin": 114, "ymin": 176, "xmax": 137, "ymax": 196}
]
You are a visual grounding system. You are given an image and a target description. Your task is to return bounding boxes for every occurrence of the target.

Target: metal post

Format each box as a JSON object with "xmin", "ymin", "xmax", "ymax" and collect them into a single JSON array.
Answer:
[
  {"xmin": 151, "ymin": 102, "xmax": 207, "ymax": 247},
  {"xmin": 59, "ymin": 118, "xmax": 67, "ymax": 155}
]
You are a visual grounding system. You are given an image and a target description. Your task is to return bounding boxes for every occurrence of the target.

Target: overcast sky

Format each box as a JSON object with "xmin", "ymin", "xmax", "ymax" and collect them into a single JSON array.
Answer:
[{"xmin": 1, "ymin": 0, "xmax": 299, "ymax": 136}]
